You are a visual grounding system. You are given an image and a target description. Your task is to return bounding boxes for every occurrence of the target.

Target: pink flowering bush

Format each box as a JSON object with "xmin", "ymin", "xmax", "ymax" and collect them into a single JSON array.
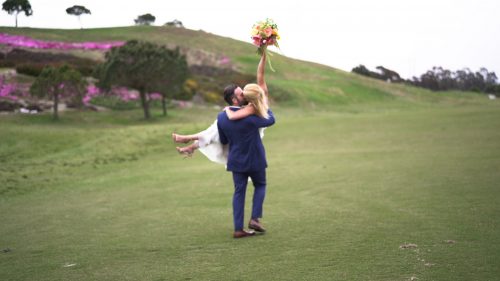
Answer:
[
  {"xmin": 149, "ymin": 93, "xmax": 162, "ymax": 100},
  {"xmin": 0, "ymin": 33, "xmax": 124, "ymax": 50},
  {"xmin": 219, "ymin": 56, "xmax": 231, "ymax": 65},
  {"xmin": 82, "ymin": 85, "xmax": 101, "ymax": 105},
  {"xmin": 0, "ymin": 75, "xmax": 19, "ymax": 101},
  {"xmin": 85, "ymin": 86, "xmax": 145, "ymax": 110}
]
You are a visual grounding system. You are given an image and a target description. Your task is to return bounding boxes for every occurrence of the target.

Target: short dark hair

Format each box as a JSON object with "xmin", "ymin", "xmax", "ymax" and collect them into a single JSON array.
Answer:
[{"xmin": 223, "ymin": 84, "xmax": 238, "ymax": 105}]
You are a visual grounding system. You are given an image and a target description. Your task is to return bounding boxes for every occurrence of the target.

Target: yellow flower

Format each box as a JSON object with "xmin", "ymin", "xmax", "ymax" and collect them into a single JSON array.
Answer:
[{"xmin": 251, "ymin": 28, "xmax": 260, "ymax": 36}]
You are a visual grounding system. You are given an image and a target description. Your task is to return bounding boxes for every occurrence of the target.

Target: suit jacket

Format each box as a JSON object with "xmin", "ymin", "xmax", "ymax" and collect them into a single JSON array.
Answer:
[{"xmin": 217, "ymin": 108, "xmax": 275, "ymax": 172}]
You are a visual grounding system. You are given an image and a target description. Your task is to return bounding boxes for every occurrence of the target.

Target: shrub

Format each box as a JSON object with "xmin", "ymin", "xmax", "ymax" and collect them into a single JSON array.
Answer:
[
  {"xmin": 173, "ymin": 78, "xmax": 198, "ymax": 101},
  {"xmin": 0, "ymin": 61, "xmax": 15, "ymax": 68},
  {"xmin": 4, "ymin": 48, "xmax": 98, "ymax": 77},
  {"xmin": 16, "ymin": 63, "xmax": 45, "ymax": 76},
  {"xmin": 201, "ymin": 90, "xmax": 222, "ymax": 104}
]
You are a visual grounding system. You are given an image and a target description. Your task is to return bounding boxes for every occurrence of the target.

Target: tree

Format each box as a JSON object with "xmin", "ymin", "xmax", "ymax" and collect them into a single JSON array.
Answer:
[
  {"xmin": 158, "ymin": 51, "xmax": 189, "ymax": 116},
  {"xmin": 30, "ymin": 65, "xmax": 87, "ymax": 120},
  {"xmin": 419, "ymin": 70, "xmax": 440, "ymax": 91},
  {"xmin": 134, "ymin": 13, "xmax": 155, "ymax": 25},
  {"xmin": 352, "ymin": 64, "xmax": 402, "ymax": 82},
  {"xmin": 2, "ymin": 0, "xmax": 32, "ymax": 28},
  {"xmin": 483, "ymin": 68, "xmax": 498, "ymax": 93},
  {"xmin": 433, "ymin": 67, "xmax": 455, "ymax": 91},
  {"xmin": 375, "ymin": 66, "xmax": 402, "ymax": 82},
  {"xmin": 165, "ymin": 19, "xmax": 184, "ymax": 28},
  {"xmin": 66, "ymin": 5, "xmax": 91, "ymax": 29},
  {"xmin": 95, "ymin": 40, "xmax": 189, "ymax": 119},
  {"xmin": 351, "ymin": 65, "xmax": 371, "ymax": 77}
]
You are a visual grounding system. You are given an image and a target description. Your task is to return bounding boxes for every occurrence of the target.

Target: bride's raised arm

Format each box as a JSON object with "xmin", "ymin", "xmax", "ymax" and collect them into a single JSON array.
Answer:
[{"xmin": 257, "ymin": 50, "xmax": 269, "ymax": 103}]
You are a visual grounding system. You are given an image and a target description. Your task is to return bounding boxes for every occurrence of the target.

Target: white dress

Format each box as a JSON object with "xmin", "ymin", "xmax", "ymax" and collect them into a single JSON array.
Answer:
[{"xmin": 198, "ymin": 118, "xmax": 265, "ymax": 165}]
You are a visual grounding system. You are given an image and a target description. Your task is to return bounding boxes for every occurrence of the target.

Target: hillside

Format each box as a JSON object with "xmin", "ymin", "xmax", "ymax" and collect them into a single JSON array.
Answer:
[{"xmin": 0, "ymin": 25, "xmax": 491, "ymax": 107}]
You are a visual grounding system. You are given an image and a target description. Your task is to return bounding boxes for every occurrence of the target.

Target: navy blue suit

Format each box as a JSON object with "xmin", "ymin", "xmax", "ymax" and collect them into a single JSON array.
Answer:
[{"xmin": 217, "ymin": 108, "xmax": 275, "ymax": 231}]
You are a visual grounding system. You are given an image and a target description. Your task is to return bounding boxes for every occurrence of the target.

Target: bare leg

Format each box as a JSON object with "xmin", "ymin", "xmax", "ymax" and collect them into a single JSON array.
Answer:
[
  {"xmin": 176, "ymin": 141, "xmax": 199, "ymax": 157},
  {"xmin": 172, "ymin": 133, "xmax": 199, "ymax": 144}
]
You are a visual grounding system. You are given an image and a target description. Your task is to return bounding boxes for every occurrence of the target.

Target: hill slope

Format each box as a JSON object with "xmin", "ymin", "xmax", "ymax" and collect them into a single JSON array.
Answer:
[{"xmin": 0, "ymin": 25, "xmax": 490, "ymax": 107}]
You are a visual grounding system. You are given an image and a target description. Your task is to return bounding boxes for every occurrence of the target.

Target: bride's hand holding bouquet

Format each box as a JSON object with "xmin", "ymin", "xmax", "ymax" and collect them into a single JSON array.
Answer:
[{"xmin": 251, "ymin": 18, "xmax": 280, "ymax": 71}]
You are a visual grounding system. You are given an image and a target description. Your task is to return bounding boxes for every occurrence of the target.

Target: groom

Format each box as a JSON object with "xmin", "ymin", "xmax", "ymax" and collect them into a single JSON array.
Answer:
[{"xmin": 217, "ymin": 53, "xmax": 275, "ymax": 238}]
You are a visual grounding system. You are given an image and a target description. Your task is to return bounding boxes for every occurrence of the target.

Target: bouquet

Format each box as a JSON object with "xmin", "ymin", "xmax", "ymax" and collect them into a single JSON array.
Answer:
[{"xmin": 251, "ymin": 18, "xmax": 280, "ymax": 71}]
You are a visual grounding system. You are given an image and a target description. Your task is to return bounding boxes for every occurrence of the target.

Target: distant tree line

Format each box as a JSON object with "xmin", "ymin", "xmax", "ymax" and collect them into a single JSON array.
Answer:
[
  {"xmin": 352, "ymin": 64, "xmax": 500, "ymax": 94},
  {"xmin": 409, "ymin": 67, "xmax": 499, "ymax": 93}
]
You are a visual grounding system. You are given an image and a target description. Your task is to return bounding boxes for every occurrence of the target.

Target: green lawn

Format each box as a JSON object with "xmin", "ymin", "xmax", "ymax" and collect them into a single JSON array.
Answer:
[{"xmin": 1, "ymin": 101, "xmax": 499, "ymax": 280}]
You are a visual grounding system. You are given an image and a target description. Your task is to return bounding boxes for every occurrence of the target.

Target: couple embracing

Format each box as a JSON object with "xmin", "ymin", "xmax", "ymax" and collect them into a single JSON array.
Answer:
[{"xmin": 172, "ymin": 51, "xmax": 275, "ymax": 238}]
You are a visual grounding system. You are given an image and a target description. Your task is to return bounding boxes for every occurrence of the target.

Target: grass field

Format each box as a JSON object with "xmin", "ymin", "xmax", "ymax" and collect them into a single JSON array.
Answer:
[{"xmin": 1, "ymin": 99, "xmax": 499, "ymax": 280}]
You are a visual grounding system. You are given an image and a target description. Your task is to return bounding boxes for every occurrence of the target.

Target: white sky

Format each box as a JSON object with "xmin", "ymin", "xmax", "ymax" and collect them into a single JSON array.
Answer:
[{"xmin": 1, "ymin": 0, "xmax": 499, "ymax": 79}]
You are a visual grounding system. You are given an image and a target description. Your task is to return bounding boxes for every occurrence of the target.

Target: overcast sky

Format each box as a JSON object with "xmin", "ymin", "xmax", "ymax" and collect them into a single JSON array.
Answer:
[{"xmin": 1, "ymin": 0, "xmax": 499, "ymax": 79}]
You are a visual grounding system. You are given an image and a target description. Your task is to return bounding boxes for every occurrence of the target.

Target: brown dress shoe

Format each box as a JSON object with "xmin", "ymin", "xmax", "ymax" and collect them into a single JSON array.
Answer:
[
  {"xmin": 248, "ymin": 219, "xmax": 266, "ymax": 233},
  {"xmin": 233, "ymin": 229, "xmax": 256, "ymax": 238}
]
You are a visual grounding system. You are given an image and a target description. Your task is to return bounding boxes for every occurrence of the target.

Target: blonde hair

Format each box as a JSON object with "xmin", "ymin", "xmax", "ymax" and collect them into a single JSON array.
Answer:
[{"xmin": 243, "ymin": 83, "xmax": 269, "ymax": 119}]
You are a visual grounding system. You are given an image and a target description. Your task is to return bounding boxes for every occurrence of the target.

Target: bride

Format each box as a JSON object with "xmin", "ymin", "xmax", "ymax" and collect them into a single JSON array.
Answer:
[{"xmin": 172, "ymin": 51, "xmax": 270, "ymax": 164}]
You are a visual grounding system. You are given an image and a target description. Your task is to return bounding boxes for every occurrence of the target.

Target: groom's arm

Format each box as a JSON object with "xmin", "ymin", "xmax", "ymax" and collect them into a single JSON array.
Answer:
[
  {"xmin": 251, "ymin": 109, "xmax": 275, "ymax": 128},
  {"xmin": 257, "ymin": 51, "xmax": 269, "ymax": 99},
  {"xmin": 217, "ymin": 114, "xmax": 229, "ymax": 145}
]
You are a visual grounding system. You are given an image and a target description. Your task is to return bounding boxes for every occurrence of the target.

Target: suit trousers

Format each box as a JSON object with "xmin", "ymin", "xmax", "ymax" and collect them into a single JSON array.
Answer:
[{"xmin": 231, "ymin": 169, "xmax": 267, "ymax": 231}]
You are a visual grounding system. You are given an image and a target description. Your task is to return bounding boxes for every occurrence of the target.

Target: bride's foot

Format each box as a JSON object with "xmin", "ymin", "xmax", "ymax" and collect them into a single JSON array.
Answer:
[
  {"xmin": 176, "ymin": 144, "xmax": 196, "ymax": 158},
  {"xmin": 172, "ymin": 133, "xmax": 191, "ymax": 144}
]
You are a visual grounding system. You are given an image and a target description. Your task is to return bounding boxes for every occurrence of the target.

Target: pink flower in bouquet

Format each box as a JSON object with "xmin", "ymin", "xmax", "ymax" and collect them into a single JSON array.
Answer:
[
  {"xmin": 252, "ymin": 35, "xmax": 262, "ymax": 47},
  {"xmin": 264, "ymin": 27, "xmax": 273, "ymax": 37}
]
